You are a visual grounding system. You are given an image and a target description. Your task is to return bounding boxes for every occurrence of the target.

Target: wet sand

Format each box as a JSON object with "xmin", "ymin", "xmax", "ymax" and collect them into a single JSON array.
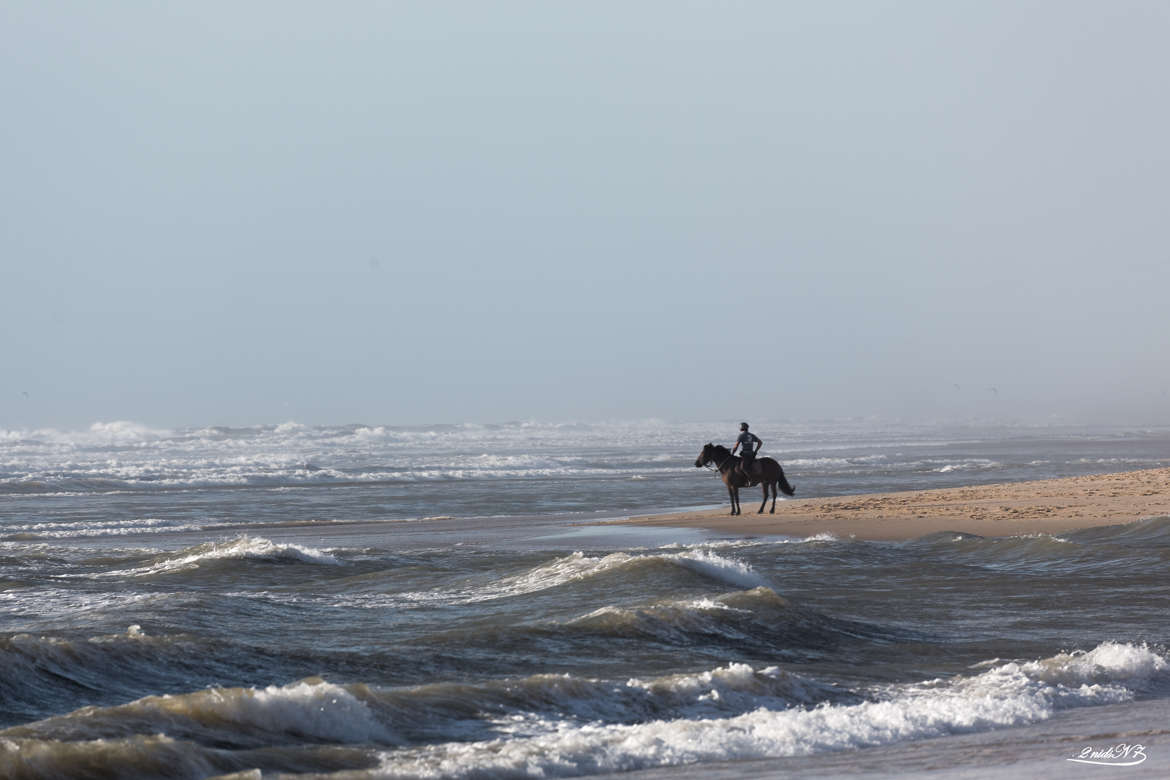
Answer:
[{"xmin": 620, "ymin": 467, "xmax": 1170, "ymax": 541}]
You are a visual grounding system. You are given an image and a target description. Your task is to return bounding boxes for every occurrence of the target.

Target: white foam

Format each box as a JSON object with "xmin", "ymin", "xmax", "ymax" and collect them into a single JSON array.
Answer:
[
  {"xmin": 2, "ymin": 517, "xmax": 208, "ymax": 539},
  {"xmin": 666, "ymin": 549, "xmax": 767, "ymax": 588},
  {"xmin": 215, "ymin": 680, "xmax": 389, "ymax": 743},
  {"xmin": 479, "ymin": 549, "xmax": 767, "ymax": 600},
  {"xmin": 1014, "ymin": 641, "xmax": 1168, "ymax": 686},
  {"xmin": 566, "ymin": 598, "xmax": 746, "ymax": 638},
  {"xmin": 1015, "ymin": 532, "xmax": 1072, "ymax": 543},
  {"xmin": 375, "ymin": 642, "xmax": 1170, "ymax": 778},
  {"xmin": 98, "ymin": 536, "xmax": 340, "ymax": 577},
  {"xmin": 87, "ymin": 420, "xmax": 172, "ymax": 441},
  {"xmin": 314, "ymin": 550, "xmax": 769, "ymax": 611},
  {"xmin": 935, "ymin": 459, "xmax": 1002, "ymax": 473},
  {"xmin": 786, "ymin": 454, "xmax": 887, "ymax": 468},
  {"xmin": 0, "ymin": 419, "xmax": 728, "ymax": 498},
  {"xmin": 621, "ymin": 663, "xmax": 838, "ymax": 715},
  {"xmin": 665, "ymin": 534, "xmax": 839, "ymax": 553},
  {"xmin": 56, "ymin": 680, "xmax": 393, "ymax": 745},
  {"xmin": 0, "ymin": 588, "xmax": 184, "ymax": 620},
  {"xmin": 664, "ymin": 538, "xmax": 766, "ymax": 551},
  {"xmin": 357, "ymin": 662, "xmax": 846, "ymax": 744}
]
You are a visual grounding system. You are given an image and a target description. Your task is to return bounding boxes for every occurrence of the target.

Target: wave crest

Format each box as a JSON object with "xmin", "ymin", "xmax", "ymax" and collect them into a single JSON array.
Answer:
[
  {"xmin": 98, "ymin": 536, "xmax": 340, "ymax": 578},
  {"xmin": 374, "ymin": 641, "xmax": 1170, "ymax": 777},
  {"xmin": 4, "ymin": 679, "xmax": 392, "ymax": 748},
  {"xmin": 7, "ymin": 643, "xmax": 1166, "ymax": 778}
]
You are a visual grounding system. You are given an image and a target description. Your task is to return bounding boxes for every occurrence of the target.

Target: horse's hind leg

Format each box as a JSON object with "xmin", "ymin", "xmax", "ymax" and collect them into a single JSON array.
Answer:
[
  {"xmin": 758, "ymin": 483, "xmax": 768, "ymax": 514},
  {"xmin": 770, "ymin": 481, "xmax": 777, "ymax": 513}
]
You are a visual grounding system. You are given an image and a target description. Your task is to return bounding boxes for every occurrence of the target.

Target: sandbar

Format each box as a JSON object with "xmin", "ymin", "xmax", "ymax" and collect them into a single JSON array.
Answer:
[{"xmin": 620, "ymin": 467, "xmax": 1170, "ymax": 541}]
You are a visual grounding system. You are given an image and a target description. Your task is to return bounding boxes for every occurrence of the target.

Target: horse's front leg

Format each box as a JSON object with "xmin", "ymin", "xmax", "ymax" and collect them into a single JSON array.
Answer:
[{"xmin": 727, "ymin": 484, "xmax": 739, "ymax": 515}]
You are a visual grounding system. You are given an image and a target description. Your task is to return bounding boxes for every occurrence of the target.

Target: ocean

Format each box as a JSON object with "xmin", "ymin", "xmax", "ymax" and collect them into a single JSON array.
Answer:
[{"xmin": 2, "ymin": 419, "xmax": 1169, "ymax": 779}]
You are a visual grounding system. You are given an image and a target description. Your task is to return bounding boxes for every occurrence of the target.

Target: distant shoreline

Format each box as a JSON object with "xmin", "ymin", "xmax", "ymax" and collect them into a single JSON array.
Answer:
[{"xmin": 616, "ymin": 467, "xmax": 1170, "ymax": 541}]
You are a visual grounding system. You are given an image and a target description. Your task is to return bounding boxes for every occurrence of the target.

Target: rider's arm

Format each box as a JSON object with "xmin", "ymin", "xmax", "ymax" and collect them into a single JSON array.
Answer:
[{"xmin": 753, "ymin": 435, "xmax": 762, "ymax": 453}]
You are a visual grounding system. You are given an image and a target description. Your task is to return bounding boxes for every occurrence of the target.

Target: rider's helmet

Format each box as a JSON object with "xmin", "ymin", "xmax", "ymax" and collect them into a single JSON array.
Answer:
[{"xmin": 740, "ymin": 422, "xmax": 749, "ymax": 431}]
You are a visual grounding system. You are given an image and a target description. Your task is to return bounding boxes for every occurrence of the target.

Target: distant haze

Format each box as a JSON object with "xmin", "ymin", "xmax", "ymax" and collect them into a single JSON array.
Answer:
[{"xmin": 4, "ymin": 1, "xmax": 1168, "ymax": 428}]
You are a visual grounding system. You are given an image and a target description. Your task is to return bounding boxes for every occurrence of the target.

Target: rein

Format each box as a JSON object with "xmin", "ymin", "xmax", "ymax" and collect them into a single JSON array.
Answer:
[{"xmin": 704, "ymin": 451, "xmax": 735, "ymax": 473}]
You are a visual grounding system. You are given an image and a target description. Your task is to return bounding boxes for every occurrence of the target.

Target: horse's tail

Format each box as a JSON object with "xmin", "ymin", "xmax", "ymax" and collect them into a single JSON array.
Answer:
[{"xmin": 777, "ymin": 464, "xmax": 796, "ymax": 496}]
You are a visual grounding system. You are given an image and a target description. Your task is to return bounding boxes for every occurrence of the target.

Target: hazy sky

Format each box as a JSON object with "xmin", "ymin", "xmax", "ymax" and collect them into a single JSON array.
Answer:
[{"xmin": 4, "ymin": 1, "xmax": 1168, "ymax": 428}]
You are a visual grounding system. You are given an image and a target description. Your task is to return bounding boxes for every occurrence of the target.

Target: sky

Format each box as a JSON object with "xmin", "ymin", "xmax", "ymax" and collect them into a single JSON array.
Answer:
[{"xmin": 3, "ymin": 1, "xmax": 1168, "ymax": 429}]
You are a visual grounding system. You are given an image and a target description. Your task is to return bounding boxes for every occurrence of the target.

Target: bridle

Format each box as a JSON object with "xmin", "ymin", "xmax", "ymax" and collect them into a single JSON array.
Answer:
[{"xmin": 702, "ymin": 449, "xmax": 735, "ymax": 473}]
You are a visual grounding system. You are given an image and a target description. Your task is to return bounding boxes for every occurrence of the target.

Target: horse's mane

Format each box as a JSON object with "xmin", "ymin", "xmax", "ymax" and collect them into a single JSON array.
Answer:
[{"xmin": 709, "ymin": 444, "xmax": 732, "ymax": 457}]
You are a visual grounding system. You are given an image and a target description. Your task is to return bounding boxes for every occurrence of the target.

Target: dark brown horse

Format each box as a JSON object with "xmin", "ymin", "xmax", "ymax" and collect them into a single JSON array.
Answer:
[{"xmin": 694, "ymin": 443, "xmax": 795, "ymax": 515}]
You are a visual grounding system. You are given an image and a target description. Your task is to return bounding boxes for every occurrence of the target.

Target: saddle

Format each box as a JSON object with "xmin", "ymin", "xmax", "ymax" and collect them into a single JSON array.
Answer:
[{"xmin": 739, "ymin": 459, "xmax": 761, "ymax": 484}]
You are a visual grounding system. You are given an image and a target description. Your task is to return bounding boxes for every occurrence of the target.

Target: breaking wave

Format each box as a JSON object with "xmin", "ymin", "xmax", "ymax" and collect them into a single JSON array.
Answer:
[
  {"xmin": 383, "ymin": 549, "xmax": 769, "ymax": 608},
  {"xmin": 560, "ymin": 586, "xmax": 892, "ymax": 652},
  {"xmin": 93, "ymin": 536, "xmax": 341, "ymax": 578},
  {"xmin": 374, "ymin": 641, "xmax": 1170, "ymax": 778},
  {"xmin": 5, "ymin": 642, "xmax": 1164, "ymax": 779}
]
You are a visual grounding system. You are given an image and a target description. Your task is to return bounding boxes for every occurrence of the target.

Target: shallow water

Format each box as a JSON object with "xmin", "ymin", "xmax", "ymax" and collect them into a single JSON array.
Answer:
[{"xmin": 2, "ymin": 420, "xmax": 1169, "ymax": 777}]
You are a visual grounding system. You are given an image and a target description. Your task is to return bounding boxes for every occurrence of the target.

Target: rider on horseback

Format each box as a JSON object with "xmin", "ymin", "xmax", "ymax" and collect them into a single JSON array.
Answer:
[{"xmin": 731, "ymin": 422, "xmax": 762, "ymax": 482}]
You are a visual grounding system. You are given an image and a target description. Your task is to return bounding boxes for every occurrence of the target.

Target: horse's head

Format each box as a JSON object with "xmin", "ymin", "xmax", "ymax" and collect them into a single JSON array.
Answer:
[{"xmin": 694, "ymin": 443, "xmax": 715, "ymax": 468}]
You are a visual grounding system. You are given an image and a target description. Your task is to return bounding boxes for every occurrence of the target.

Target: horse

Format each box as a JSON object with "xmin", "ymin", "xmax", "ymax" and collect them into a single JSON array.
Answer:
[{"xmin": 694, "ymin": 443, "xmax": 795, "ymax": 515}]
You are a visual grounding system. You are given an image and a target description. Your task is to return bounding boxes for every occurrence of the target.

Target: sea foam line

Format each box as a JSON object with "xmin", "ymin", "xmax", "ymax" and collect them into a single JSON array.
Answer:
[{"xmin": 374, "ymin": 641, "xmax": 1169, "ymax": 778}]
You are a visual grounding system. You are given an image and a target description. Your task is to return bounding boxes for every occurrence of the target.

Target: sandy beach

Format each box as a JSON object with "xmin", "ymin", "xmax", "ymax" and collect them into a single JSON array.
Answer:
[{"xmin": 622, "ymin": 467, "xmax": 1170, "ymax": 541}]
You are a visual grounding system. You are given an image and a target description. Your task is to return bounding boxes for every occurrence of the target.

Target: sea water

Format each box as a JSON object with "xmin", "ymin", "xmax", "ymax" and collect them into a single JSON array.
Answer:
[{"xmin": 2, "ymin": 419, "xmax": 1169, "ymax": 778}]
